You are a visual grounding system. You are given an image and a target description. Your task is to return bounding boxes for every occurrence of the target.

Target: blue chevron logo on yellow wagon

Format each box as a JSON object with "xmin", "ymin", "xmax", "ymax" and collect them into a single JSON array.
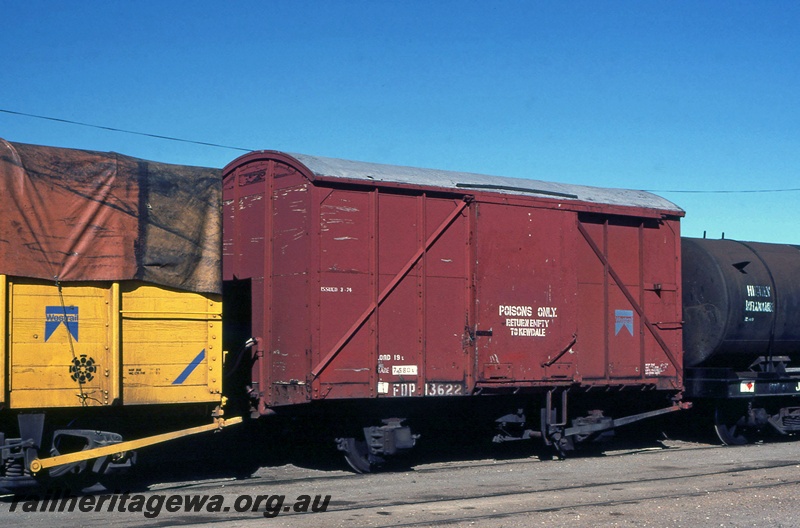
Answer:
[{"xmin": 45, "ymin": 306, "xmax": 79, "ymax": 341}]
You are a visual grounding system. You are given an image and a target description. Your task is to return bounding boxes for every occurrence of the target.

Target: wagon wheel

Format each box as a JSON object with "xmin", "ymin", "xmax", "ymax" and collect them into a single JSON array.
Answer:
[
  {"xmin": 337, "ymin": 437, "xmax": 380, "ymax": 474},
  {"xmin": 714, "ymin": 404, "xmax": 751, "ymax": 446}
]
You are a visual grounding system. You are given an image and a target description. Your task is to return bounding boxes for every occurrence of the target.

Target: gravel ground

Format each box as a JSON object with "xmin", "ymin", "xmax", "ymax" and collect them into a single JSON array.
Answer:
[{"xmin": 2, "ymin": 438, "xmax": 799, "ymax": 527}]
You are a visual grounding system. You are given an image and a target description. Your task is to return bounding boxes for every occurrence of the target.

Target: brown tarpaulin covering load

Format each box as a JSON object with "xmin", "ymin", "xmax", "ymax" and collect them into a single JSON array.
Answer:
[{"xmin": 0, "ymin": 139, "xmax": 222, "ymax": 294}]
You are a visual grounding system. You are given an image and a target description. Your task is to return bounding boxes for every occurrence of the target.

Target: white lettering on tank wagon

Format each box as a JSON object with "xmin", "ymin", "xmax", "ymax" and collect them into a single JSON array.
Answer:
[
  {"xmin": 745, "ymin": 284, "xmax": 773, "ymax": 314},
  {"xmin": 499, "ymin": 305, "xmax": 558, "ymax": 338},
  {"xmin": 745, "ymin": 300, "xmax": 774, "ymax": 313},
  {"xmin": 747, "ymin": 285, "xmax": 771, "ymax": 298}
]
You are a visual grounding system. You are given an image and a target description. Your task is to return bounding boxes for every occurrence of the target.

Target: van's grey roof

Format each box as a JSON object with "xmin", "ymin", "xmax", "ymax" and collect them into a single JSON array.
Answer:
[{"xmin": 289, "ymin": 152, "xmax": 683, "ymax": 214}]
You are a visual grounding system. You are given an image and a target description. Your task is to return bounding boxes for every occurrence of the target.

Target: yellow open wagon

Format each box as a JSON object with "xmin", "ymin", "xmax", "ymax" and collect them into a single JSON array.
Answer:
[{"xmin": 0, "ymin": 139, "xmax": 238, "ymax": 492}]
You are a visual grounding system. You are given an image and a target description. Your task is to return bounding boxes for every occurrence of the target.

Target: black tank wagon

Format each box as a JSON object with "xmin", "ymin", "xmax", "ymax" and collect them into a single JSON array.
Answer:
[{"xmin": 682, "ymin": 237, "xmax": 800, "ymax": 444}]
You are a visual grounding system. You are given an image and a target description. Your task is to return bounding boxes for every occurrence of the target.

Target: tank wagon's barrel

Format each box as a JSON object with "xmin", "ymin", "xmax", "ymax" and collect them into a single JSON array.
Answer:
[{"xmin": 682, "ymin": 238, "xmax": 800, "ymax": 369}]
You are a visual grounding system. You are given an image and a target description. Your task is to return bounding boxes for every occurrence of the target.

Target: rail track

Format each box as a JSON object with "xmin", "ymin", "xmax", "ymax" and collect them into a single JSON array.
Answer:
[
  {"xmin": 4, "ymin": 428, "xmax": 800, "ymax": 527},
  {"xmin": 29, "ymin": 439, "xmax": 794, "ymax": 526}
]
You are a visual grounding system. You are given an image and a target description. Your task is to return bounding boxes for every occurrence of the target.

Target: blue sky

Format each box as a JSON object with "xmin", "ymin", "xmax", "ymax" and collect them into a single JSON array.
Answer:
[{"xmin": 2, "ymin": 1, "xmax": 799, "ymax": 243}]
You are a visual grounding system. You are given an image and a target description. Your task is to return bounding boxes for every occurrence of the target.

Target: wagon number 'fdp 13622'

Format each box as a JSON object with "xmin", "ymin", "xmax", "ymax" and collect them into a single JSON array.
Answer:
[{"xmin": 424, "ymin": 383, "xmax": 464, "ymax": 396}]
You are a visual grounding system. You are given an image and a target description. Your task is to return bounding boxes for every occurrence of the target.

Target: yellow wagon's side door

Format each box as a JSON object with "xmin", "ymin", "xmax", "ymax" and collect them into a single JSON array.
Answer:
[{"xmin": 8, "ymin": 279, "xmax": 119, "ymax": 409}]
